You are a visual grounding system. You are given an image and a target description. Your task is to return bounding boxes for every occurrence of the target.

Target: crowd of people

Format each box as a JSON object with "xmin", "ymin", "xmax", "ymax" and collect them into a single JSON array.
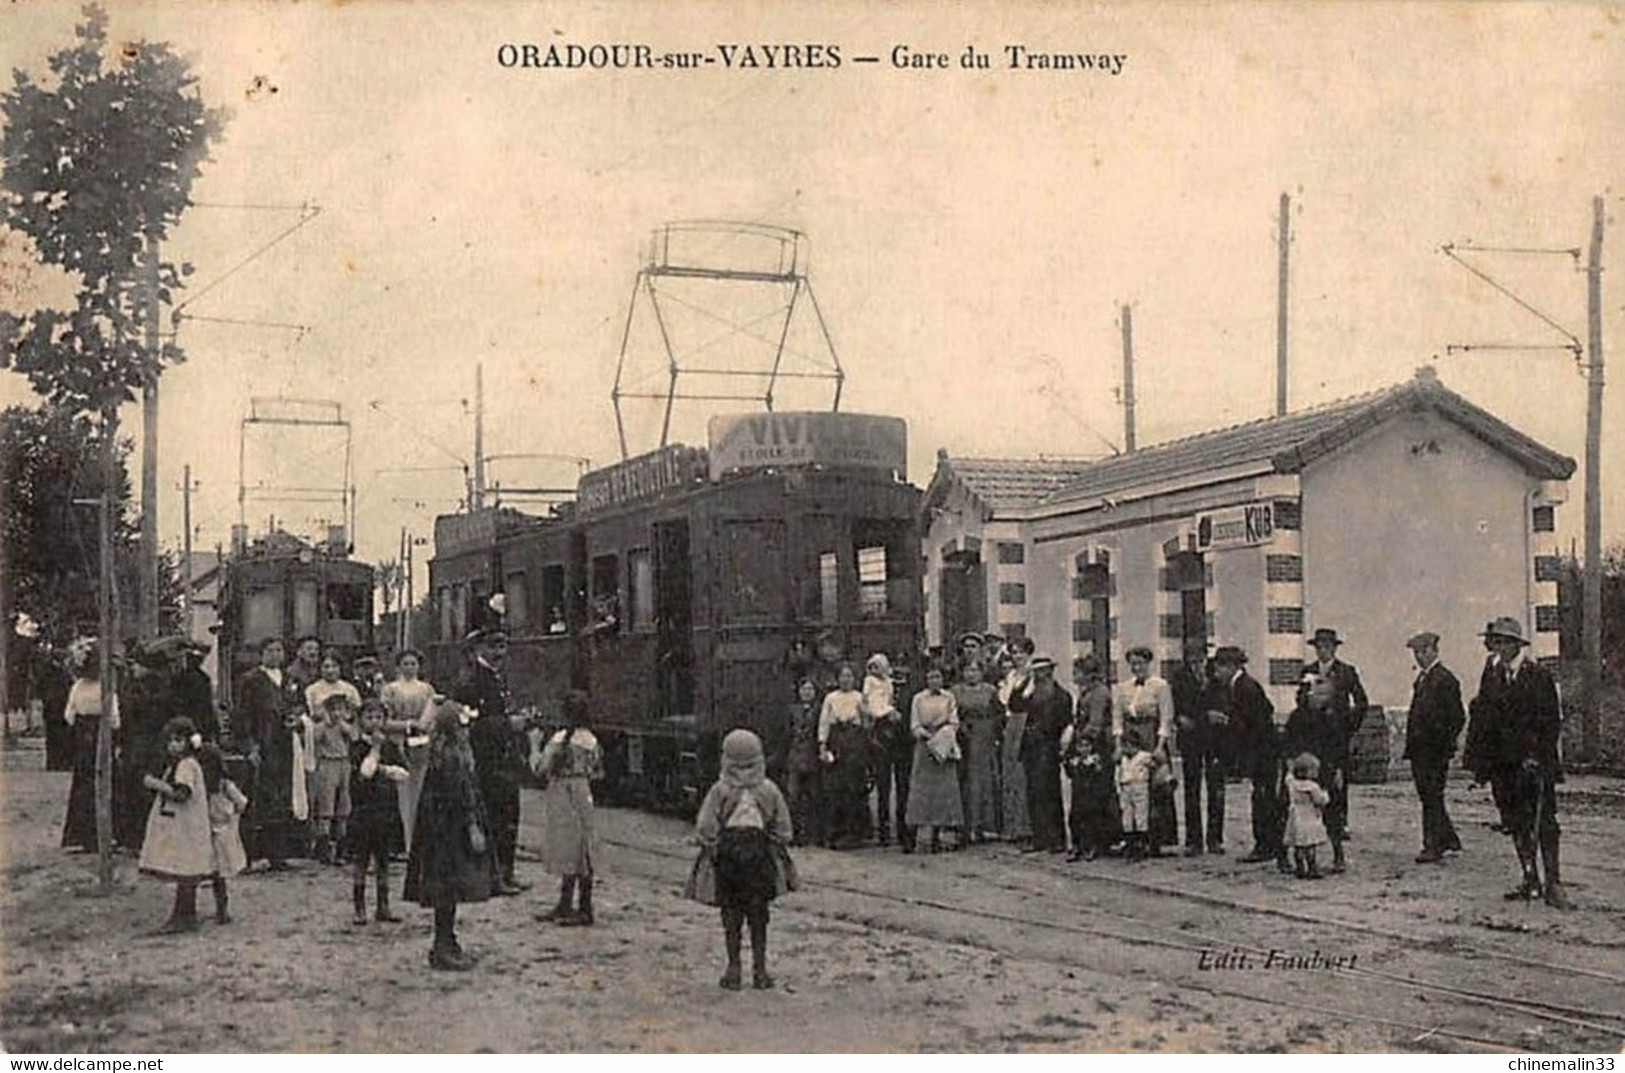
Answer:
[
  {"xmin": 770, "ymin": 618, "xmax": 1572, "ymax": 909},
  {"xmin": 43, "ymin": 628, "xmax": 606, "ymax": 971},
  {"xmin": 36, "ymin": 606, "xmax": 1572, "ymax": 983}
]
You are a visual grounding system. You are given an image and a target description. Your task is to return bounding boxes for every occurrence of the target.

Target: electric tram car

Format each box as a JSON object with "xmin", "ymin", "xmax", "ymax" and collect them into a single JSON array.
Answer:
[
  {"xmin": 425, "ymin": 411, "xmax": 923, "ymax": 811},
  {"xmin": 215, "ymin": 528, "xmax": 377, "ymax": 715}
]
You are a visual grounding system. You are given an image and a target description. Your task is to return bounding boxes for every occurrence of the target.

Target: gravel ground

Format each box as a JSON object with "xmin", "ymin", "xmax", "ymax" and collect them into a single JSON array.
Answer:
[{"xmin": 3, "ymin": 735, "xmax": 1623, "ymax": 1053}]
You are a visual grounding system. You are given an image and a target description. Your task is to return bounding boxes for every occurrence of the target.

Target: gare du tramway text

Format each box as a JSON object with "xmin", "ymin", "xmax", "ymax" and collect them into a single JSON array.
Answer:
[{"xmin": 495, "ymin": 42, "xmax": 1128, "ymax": 75}]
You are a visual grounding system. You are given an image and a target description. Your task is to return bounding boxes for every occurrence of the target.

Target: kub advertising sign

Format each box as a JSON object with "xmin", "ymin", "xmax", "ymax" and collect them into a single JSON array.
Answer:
[{"xmin": 1195, "ymin": 502, "xmax": 1275, "ymax": 552}]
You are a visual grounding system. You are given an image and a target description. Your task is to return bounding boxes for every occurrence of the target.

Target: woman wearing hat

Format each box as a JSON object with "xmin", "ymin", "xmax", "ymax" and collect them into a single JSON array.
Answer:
[
  {"xmin": 1112, "ymin": 647, "xmax": 1178, "ymax": 856},
  {"xmin": 996, "ymin": 636, "xmax": 1036, "ymax": 845},
  {"xmin": 61, "ymin": 641, "xmax": 117, "ymax": 852}
]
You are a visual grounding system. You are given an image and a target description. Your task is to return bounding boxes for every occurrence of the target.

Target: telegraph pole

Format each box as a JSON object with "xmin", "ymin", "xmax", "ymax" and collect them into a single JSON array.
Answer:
[
  {"xmin": 1277, "ymin": 192, "xmax": 1291, "ymax": 417},
  {"xmin": 179, "ymin": 465, "xmax": 195, "ymax": 631},
  {"xmin": 139, "ymin": 229, "xmax": 162, "ymax": 639},
  {"xmin": 1120, "ymin": 304, "xmax": 1137, "ymax": 453},
  {"xmin": 472, "ymin": 364, "xmax": 487, "ymax": 511},
  {"xmin": 1581, "ymin": 196, "xmax": 1605, "ymax": 762}
]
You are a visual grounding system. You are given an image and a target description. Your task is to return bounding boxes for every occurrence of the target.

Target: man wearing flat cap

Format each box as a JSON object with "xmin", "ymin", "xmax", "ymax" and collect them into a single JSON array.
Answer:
[
  {"xmin": 1403, "ymin": 632, "xmax": 1465, "ymax": 864},
  {"xmin": 1462, "ymin": 617, "xmax": 1569, "ymax": 909},
  {"xmin": 1010, "ymin": 655, "xmax": 1071, "ymax": 853}
]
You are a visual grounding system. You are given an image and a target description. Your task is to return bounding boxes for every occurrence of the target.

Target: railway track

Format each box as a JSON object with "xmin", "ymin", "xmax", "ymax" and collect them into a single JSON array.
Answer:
[{"xmin": 593, "ymin": 829, "xmax": 1625, "ymax": 1053}]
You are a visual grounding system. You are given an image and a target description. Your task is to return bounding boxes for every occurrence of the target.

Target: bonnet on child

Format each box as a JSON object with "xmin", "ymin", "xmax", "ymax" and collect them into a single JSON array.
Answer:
[{"xmin": 721, "ymin": 729, "xmax": 766, "ymax": 790}]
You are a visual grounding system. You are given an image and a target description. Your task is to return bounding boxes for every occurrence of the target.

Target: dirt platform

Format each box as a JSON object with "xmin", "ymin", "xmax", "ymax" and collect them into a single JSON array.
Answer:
[{"xmin": 3, "ymin": 736, "xmax": 1623, "ymax": 1053}]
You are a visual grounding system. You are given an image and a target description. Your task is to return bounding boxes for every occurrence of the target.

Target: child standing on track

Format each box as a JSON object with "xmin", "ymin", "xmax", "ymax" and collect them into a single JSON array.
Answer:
[
  {"xmin": 404, "ymin": 699, "xmax": 497, "ymax": 971},
  {"xmin": 694, "ymin": 729, "xmax": 795, "ymax": 991},
  {"xmin": 198, "ymin": 743, "xmax": 248, "ymax": 924},
  {"xmin": 532, "ymin": 690, "xmax": 605, "ymax": 926},
  {"xmin": 350, "ymin": 697, "xmax": 410, "ymax": 924},
  {"xmin": 1284, "ymin": 752, "xmax": 1331, "ymax": 880},
  {"xmin": 139, "ymin": 718, "xmax": 214, "ymax": 934}
]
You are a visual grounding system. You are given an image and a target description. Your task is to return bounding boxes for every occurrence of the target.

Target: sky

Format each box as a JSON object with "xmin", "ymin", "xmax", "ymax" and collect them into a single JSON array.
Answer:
[{"xmin": 2, "ymin": 0, "xmax": 1623, "ymax": 603}]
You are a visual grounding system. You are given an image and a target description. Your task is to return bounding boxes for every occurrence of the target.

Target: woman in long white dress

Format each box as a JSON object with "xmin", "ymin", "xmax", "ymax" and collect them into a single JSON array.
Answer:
[{"xmin": 380, "ymin": 649, "xmax": 436, "ymax": 852}]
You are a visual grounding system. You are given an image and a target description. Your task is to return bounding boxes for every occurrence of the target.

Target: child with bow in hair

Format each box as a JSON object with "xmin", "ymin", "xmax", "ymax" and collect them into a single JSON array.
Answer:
[{"xmin": 139, "ymin": 718, "xmax": 215, "ymax": 934}]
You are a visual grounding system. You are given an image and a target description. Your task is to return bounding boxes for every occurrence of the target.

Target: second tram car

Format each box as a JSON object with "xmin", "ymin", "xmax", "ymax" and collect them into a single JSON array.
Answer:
[
  {"xmin": 425, "ymin": 411, "xmax": 923, "ymax": 810},
  {"xmin": 215, "ymin": 529, "xmax": 377, "ymax": 715}
]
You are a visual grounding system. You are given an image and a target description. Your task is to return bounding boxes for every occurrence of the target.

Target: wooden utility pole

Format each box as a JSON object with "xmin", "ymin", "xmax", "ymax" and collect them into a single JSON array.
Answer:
[
  {"xmin": 180, "ymin": 464, "xmax": 194, "ymax": 632},
  {"xmin": 95, "ymin": 408, "xmax": 118, "ymax": 893},
  {"xmin": 1276, "ymin": 192, "xmax": 1291, "ymax": 417},
  {"xmin": 472, "ymin": 364, "xmax": 487, "ymax": 511},
  {"xmin": 1581, "ymin": 195, "xmax": 1605, "ymax": 762},
  {"xmin": 1121, "ymin": 304, "xmax": 1137, "ymax": 453},
  {"xmin": 139, "ymin": 229, "xmax": 162, "ymax": 639}
]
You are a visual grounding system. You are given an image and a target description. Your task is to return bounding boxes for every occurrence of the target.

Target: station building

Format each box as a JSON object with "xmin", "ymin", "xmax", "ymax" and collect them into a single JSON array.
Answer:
[{"xmin": 923, "ymin": 367, "xmax": 1575, "ymax": 716}]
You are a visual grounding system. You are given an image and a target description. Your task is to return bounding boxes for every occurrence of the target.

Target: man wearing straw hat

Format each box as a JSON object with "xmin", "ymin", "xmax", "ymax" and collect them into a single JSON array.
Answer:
[{"xmin": 1462, "ymin": 617, "xmax": 1570, "ymax": 909}]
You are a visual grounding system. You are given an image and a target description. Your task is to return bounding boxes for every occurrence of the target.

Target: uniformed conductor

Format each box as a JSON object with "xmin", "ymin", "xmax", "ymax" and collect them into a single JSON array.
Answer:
[{"xmin": 1462, "ymin": 617, "xmax": 1570, "ymax": 909}]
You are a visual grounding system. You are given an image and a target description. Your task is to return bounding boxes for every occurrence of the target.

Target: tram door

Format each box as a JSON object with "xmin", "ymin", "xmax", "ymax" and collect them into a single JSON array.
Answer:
[{"xmin": 654, "ymin": 519, "xmax": 695, "ymax": 717}]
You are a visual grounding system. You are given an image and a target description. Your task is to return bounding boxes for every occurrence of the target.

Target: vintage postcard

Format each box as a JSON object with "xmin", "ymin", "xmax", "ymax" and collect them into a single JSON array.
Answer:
[{"xmin": 2, "ymin": 0, "xmax": 1622, "ymax": 1057}]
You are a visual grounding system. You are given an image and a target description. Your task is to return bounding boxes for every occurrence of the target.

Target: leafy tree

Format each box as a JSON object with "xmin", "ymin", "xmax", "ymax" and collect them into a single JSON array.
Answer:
[{"xmin": 1, "ymin": 5, "xmax": 225, "ymax": 890}]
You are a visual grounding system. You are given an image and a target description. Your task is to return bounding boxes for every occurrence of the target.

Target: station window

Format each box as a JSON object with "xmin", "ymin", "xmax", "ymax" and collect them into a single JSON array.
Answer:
[
  {"xmin": 504, "ymin": 572, "xmax": 528, "ymax": 631},
  {"xmin": 628, "ymin": 549, "xmax": 654, "ymax": 631},
  {"xmin": 819, "ymin": 551, "xmax": 839, "ymax": 622},
  {"xmin": 438, "ymin": 586, "xmax": 453, "ymax": 642},
  {"xmin": 541, "ymin": 565, "xmax": 568, "ymax": 635}
]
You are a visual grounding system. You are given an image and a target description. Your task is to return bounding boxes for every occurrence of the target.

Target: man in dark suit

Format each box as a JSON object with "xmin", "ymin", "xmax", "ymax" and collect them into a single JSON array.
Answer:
[
  {"xmin": 1216, "ymin": 647, "xmax": 1280, "ymax": 865},
  {"xmin": 453, "ymin": 629, "xmax": 525, "ymax": 895},
  {"xmin": 1297, "ymin": 628, "xmax": 1369, "ymax": 848},
  {"xmin": 234, "ymin": 637, "xmax": 303, "ymax": 871},
  {"xmin": 1013, "ymin": 656, "xmax": 1071, "ymax": 853},
  {"xmin": 1403, "ymin": 631, "xmax": 1465, "ymax": 864},
  {"xmin": 1462, "ymin": 617, "xmax": 1569, "ymax": 909},
  {"xmin": 1171, "ymin": 641, "xmax": 1227, "ymax": 855}
]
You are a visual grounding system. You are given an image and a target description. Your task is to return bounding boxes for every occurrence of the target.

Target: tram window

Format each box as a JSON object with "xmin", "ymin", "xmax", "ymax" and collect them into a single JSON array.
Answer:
[
  {"xmin": 590, "ymin": 554, "xmax": 620, "ymax": 634},
  {"xmin": 818, "ymin": 552, "xmax": 839, "ymax": 622},
  {"xmin": 853, "ymin": 519, "xmax": 911, "ymax": 620},
  {"xmin": 327, "ymin": 583, "xmax": 367, "ymax": 621},
  {"xmin": 242, "ymin": 588, "xmax": 282, "ymax": 645},
  {"xmin": 541, "ymin": 565, "xmax": 568, "ymax": 635},
  {"xmin": 504, "ymin": 572, "xmax": 528, "ymax": 631},
  {"xmin": 628, "ymin": 549, "xmax": 654, "ymax": 632},
  {"xmin": 292, "ymin": 581, "xmax": 319, "ymax": 636},
  {"xmin": 856, "ymin": 545, "xmax": 889, "ymax": 618},
  {"xmin": 452, "ymin": 584, "xmax": 469, "ymax": 639}
]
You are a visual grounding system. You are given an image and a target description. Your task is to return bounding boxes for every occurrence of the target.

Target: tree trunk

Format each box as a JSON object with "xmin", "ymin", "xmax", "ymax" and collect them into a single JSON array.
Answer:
[{"xmin": 96, "ymin": 406, "xmax": 118, "ymax": 894}]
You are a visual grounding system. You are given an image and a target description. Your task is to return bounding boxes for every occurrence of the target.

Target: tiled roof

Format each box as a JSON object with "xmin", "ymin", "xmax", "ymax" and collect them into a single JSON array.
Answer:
[
  {"xmin": 934, "ymin": 455, "xmax": 1100, "ymax": 512},
  {"xmin": 1040, "ymin": 369, "xmax": 1574, "ymax": 508}
]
